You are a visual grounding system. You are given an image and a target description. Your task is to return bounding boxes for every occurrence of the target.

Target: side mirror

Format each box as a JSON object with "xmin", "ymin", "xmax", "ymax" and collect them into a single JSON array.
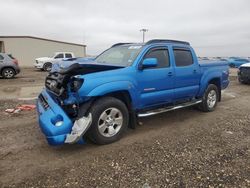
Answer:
[{"xmin": 140, "ymin": 58, "xmax": 158, "ymax": 69}]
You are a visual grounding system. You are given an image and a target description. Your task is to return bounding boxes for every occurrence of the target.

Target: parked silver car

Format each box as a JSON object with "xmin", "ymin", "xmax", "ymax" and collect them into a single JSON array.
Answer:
[{"xmin": 0, "ymin": 53, "xmax": 20, "ymax": 78}]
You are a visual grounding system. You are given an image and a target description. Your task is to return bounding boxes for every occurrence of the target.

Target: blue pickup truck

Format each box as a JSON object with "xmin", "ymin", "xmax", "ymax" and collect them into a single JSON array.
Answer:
[{"xmin": 37, "ymin": 39, "xmax": 229, "ymax": 146}]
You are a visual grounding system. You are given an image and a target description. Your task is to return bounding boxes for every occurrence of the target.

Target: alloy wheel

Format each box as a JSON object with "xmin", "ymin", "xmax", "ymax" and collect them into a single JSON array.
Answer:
[
  {"xmin": 207, "ymin": 90, "xmax": 217, "ymax": 108},
  {"xmin": 98, "ymin": 107, "xmax": 123, "ymax": 137}
]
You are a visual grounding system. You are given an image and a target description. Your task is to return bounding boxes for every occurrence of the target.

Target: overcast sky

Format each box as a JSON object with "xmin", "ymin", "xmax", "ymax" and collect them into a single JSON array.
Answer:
[{"xmin": 1, "ymin": 0, "xmax": 250, "ymax": 56}]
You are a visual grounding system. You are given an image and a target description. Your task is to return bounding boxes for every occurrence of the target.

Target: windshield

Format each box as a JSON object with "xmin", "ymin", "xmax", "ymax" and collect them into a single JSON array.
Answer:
[{"xmin": 95, "ymin": 45, "xmax": 142, "ymax": 66}]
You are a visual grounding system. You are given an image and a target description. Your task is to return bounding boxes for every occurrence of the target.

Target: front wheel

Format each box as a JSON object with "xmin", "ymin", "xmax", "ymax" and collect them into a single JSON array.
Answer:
[
  {"xmin": 2, "ymin": 68, "xmax": 16, "ymax": 79},
  {"xmin": 87, "ymin": 97, "xmax": 129, "ymax": 144},
  {"xmin": 198, "ymin": 84, "xmax": 219, "ymax": 112},
  {"xmin": 43, "ymin": 62, "xmax": 52, "ymax": 72}
]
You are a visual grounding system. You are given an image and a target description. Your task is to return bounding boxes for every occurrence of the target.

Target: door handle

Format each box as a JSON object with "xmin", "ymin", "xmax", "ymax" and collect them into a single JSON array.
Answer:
[
  {"xmin": 168, "ymin": 72, "xmax": 173, "ymax": 76},
  {"xmin": 193, "ymin": 69, "xmax": 197, "ymax": 73}
]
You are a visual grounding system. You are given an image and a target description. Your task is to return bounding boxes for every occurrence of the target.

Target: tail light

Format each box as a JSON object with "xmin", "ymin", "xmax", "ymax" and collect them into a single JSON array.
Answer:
[{"xmin": 13, "ymin": 59, "xmax": 19, "ymax": 65}]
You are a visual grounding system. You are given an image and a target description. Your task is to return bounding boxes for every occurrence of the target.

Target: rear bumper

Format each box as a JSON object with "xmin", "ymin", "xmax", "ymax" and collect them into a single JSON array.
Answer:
[
  {"xmin": 15, "ymin": 67, "xmax": 21, "ymax": 74},
  {"xmin": 37, "ymin": 89, "xmax": 73, "ymax": 145}
]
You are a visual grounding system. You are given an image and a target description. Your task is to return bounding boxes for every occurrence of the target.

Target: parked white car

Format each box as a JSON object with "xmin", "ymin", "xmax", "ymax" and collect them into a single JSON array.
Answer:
[{"xmin": 34, "ymin": 52, "xmax": 75, "ymax": 71}]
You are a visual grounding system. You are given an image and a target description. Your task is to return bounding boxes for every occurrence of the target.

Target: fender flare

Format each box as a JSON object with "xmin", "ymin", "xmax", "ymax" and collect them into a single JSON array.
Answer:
[
  {"xmin": 197, "ymin": 71, "xmax": 221, "ymax": 97},
  {"xmin": 87, "ymin": 81, "xmax": 139, "ymax": 108}
]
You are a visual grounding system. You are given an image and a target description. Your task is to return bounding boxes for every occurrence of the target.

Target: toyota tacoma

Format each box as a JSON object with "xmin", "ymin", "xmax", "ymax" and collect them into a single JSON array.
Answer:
[{"xmin": 37, "ymin": 39, "xmax": 230, "ymax": 146}]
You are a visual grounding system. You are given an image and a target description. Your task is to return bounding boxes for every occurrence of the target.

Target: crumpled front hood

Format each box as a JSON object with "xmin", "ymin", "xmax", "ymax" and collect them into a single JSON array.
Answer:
[
  {"xmin": 51, "ymin": 57, "xmax": 94, "ymax": 72},
  {"xmin": 45, "ymin": 61, "xmax": 125, "ymax": 96},
  {"xmin": 58, "ymin": 61, "xmax": 124, "ymax": 76}
]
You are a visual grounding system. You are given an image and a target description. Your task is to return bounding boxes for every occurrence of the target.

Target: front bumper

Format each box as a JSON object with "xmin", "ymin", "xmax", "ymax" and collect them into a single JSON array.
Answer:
[
  {"xmin": 34, "ymin": 62, "xmax": 43, "ymax": 69},
  {"xmin": 238, "ymin": 71, "xmax": 250, "ymax": 83},
  {"xmin": 37, "ymin": 89, "xmax": 91, "ymax": 145}
]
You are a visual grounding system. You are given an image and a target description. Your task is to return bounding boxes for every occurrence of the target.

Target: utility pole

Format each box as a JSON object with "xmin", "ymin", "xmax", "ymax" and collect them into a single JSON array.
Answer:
[{"xmin": 140, "ymin": 28, "xmax": 148, "ymax": 43}]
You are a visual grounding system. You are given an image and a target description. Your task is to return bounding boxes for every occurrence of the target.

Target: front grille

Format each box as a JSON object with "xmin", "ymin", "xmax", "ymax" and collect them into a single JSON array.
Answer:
[
  {"xmin": 38, "ymin": 94, "xmax": 49, "ymax": 109},
  {"xmin": 45, "ymin": 72, "xmax": 69, "ymax": 98},
  {"xmin": 45, "ymin": 73, "xmax": 64, "ymax": 96},
  {"xmin": 240, "ymin": 67, "xmax": 250, "ymax": 75}
]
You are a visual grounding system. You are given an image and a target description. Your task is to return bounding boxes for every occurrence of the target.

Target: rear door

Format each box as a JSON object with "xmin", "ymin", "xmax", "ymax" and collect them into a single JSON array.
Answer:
[
  {"xmin": 65, "ymin": 53, "xmax": 73, "ymax": 59},
  {"xmin": 136, "ymin": 47, "xmax": 174, "ymax": 108},
  {"xmin": 172, "ymin": 47, "xmax": 201, "ymax": 101}
]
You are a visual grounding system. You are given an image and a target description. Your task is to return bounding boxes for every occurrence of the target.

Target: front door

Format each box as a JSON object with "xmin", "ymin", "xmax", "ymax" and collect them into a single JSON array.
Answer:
[{"xmin": 136, "ymin": 47, "xmax": 174, "ymax": 109}]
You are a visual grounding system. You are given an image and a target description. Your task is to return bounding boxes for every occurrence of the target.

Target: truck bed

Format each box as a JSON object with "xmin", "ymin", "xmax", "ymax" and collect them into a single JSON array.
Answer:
[{"xmin": 199, "ymin": 60, "xmax": 229, "ymax": 67}]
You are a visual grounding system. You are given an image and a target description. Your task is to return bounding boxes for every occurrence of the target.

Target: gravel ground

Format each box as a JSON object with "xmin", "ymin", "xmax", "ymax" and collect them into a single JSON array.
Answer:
[{"xmin": 0, "ymin": 68, "xmax": 249, "ymax": 188}]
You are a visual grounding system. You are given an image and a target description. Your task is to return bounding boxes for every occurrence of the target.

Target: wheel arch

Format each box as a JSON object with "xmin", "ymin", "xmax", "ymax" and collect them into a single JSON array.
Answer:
[
  {"xmin": 198, "ymin": 71, "xmax": 222, "ymax": 101},
  {"xmin": 1, "ymin": 66, "xmax": 16, "ymax": 75},
  {"xmin": 103, "ymin": 90, "xmax": 132, "ymax": 110},
  {"xmin": 208, "ymin": 77, "xmax": 221, "ymax": 101},
  {"xmin": 86, "ymin": 87, "xmax": 138, "ymax": 129},
  {"xmin": 43, "ymin": 62, "xmax": 52, "ymax": 67},
  {"xmin": 86, "ymin": 81, "xmax": 138, "ymax": 107}
]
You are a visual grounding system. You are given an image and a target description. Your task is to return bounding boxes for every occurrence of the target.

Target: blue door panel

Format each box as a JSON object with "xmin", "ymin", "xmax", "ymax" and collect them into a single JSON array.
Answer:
[
  {"xmin": 174, "ymin": 85, "xmax": 200, "ymax": 99},
  {"xmin": 140, "ymin": 89, "xmax": 174, "ymax": 106},
  {"xmin": 174, "ymin": 65, "xmax": 201, "ymax": 99},
  {"xmin": 170, "ymin": 46, "xmax": 201, "ymax": 100},
  {"xmin": 137, "ymin": 67, "xmax": 174, "ymax": 108}
]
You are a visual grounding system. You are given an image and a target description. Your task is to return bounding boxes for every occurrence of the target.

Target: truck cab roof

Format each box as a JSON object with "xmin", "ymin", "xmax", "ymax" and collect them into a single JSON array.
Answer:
[
  {"xmin": 111, "ymin": 39, "xmax": 190, "ymax": 48},
  {"xmin": 54, "ymin": 52, "xmax": 74, "ymax": 54}
]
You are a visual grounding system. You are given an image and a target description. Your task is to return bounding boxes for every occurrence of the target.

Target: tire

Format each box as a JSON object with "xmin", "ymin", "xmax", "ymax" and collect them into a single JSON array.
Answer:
[
  {"xmin": 198, "ymin": 84, "xmax": 219, "ymax": 112},
  {"xmin": 43, "ymin": 62, "xmax": 52, "ymax": 72},
  {"xmin": 87, "ymin": 97, "xmax": 129, "ymax": 144},
  {"xmin": 238, "ymin": 77, "xmax": 246, "ymax": 84},
  {"xmin": 2, "ymin": 68, "xmax": 16, "ymax": 79}
]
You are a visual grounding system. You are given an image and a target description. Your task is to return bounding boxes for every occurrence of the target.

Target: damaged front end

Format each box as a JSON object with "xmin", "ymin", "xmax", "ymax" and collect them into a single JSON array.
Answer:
[
  {"xmin": 37, "ymin": 63, "xmax": 123, "ymax": 145},
  {"xmin": 37, "ymin": 89, "xmax": 92, "ymax": 145}
]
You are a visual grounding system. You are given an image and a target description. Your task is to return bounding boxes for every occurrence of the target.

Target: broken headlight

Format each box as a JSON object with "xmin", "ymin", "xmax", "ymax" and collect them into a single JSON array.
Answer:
[{"xmin": 71, "ymin": 78, "xmax": 84, "ymax": 92}]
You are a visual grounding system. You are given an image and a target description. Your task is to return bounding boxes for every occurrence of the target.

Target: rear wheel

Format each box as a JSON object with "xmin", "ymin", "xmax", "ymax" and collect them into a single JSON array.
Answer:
[
  {"xmin": 198, "ymin": 84, "xmax": 219, "ymax": 112},
  {"xmin": 87, "ymin": 97, "xmax": 129, "ymax": 144},
  {"xmin": 2, "ymin": 68, "xmax": 16, "ymax": 79},
  {"xmin": 43, "ymin": 62, "xmax": 52, "ymax": 72}
]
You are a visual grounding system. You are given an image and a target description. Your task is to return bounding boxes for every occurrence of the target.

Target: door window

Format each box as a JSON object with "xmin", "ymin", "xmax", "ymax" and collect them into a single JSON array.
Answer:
[
  {"xmin": 0, "ymin": 55, "xmax": 4, "ymax": 60},
  {"xmin": 65, "ymin": 53, "xmax": 72, "ymax": 58},
  {"xmin": 54, "ymin": 53, "xmax": 64, "ymax": 59},
  {"xmin": 174, "ymin": 49, "xmax": 193, "ymax": 67},
  {"xmin": 143, "ymin": 48, "xmax": 170, "ymax": 68}
]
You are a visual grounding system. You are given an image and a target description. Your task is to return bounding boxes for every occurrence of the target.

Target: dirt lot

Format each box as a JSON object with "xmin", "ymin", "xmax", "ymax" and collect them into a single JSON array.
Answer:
[{"xmin": 0, "ymin": 68, "xmax": 249, "ymax": 187}]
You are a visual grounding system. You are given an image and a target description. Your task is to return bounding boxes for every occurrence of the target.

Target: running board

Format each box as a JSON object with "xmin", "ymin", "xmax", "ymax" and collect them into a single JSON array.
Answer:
[{"xmin": 138, "ymin": 100, "xmax": 202, "ymax": 117}]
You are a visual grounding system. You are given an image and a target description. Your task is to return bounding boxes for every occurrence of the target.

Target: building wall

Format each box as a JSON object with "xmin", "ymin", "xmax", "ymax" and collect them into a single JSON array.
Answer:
[{"xmin": 0, "ymin": 37, "xmax": 86, "ymax": 67}]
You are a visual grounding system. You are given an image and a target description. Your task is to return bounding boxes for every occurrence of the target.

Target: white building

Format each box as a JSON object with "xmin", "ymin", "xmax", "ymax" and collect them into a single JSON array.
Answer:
[{"xmin": 0, "ymin": 36, "xmax": 86, "ymax": 67}]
